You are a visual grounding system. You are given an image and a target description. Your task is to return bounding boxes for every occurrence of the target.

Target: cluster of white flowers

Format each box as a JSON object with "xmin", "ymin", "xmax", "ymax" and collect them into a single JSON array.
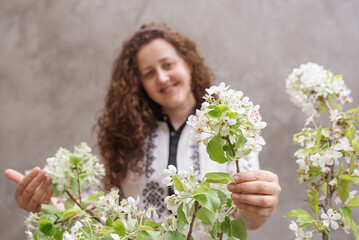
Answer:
[
  {"xmin": 293, "ymin": 127, "xmax": 354, "ymax": 175},
  {"xmin": 162, "ymin": 165, "xmax": 199, "ymax": 214},
  {"xmin": 44, "ymin": 142, "xmax": 105, "ymax": 198},
  {"xmin": 289, "ymin": 221, "xmax": 313, "ymax": 240},
  {"xmin": 187, "ymin": 82, "xmax": 266, "ymax": 158},
  {"xmin": 286, "ymin": 62, "xmax": 351, "ymax": 117}
]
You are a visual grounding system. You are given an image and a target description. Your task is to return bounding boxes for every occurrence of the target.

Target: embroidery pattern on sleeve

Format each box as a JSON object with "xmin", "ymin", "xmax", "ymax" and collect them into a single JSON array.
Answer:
[
  {"xmin": 145, "ymin": 131, "xmax": 157, "ymax": 178},
  {"xmin": 190, "ymin": 143, "xmax": 200, "ymax": 174},
  {"xmin": 142, "ymin": 181, "xmax": 166, "ymax": 218}
]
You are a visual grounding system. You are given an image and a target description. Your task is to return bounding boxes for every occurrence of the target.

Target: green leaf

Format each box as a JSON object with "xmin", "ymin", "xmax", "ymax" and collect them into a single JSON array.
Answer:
[
  {"xmin": 339, "ymin": 207, "xmax": 352, "ymax": 220},
  {"xmin": 113, "ymin": 220, "xmax": 126, "ymax": 237},
  {"xmin": 70, "ymin": 178, "xmax": 79, "ymax": 196},
  {"xmin": 347, "ymin": 106, "xmax": 359, "ymax": 113},
  {"xmin": 349, "ymin": 154, "xmax": 355, "ymax": 175},
  {"xmin": 344, "ymin": 125, "xmax": 355, "ymax": 140},
  {"xmin": 285, "ymin": 209, "xmax": 312, "ymax": 218},
  {"xmin": 336, "ymin": 180, "xmax": 349, "ymax": 203},
  {"xmin": 163, "ymin": 231, "xmax": 186, "ymax": 240},
  {"xmin": 69, "ymin": 153, "xmax": 83, "ymax": 166},
  {"xmin": 88, "ymin": 192, "xmax": 105, "ymax": 200},
  {"xmin": 340, "ymin": 174, "xmax": 359, "ymax": 184},
  {"xmin": 321, "ymin": 182, "xmax": 327, "ymax": 198},
  {"xmin": 351, "ymin": 219, "xmax": 359, "ymax": 239},
  {"xmin": 208, "ymin": 104, "xmax": 229, "ymax": 119},
  {"xmin": 352, "ymin": 139, "xmax": 359, "ymax": 154},
  {"xmin": 234, "ymin": 130, "xmax": 247, "ymax": 149},
  {"xmin": 204, "ymin": 172, "xmax": 232, "ymax": 184},
  {"xmin": 206, "ymin": 139, "xmax": 228, "ymax": 164},
  {"xmin": 99, "ymin": 226, "xmax": 115, "ymax": 234},
  {"xmin": 41, "ymin": 204, "xmax": 61, "ymax": 216},
  {"xmin": 38, "ymin": 220, "xmax": 57, "ymax": 236},
  {"xmin": 105, "ymin": 216, "xmax": 113, "ymax": 227},
  {"xmin": 308, "ymin": 187, "xmax": 320, "ymax": 215},
  {"xmin": 126, "ymin": 219, "xmax": 137, "ymax": 233},
  {"xmin": 196, "ymin": 207, "xmax": 215, "ymax": 225},
  {"xmin": 193, "ymin": 186, "xmax": 209, "ymax": 196},
  {"xmin": 297, "ymin": 215, "xmax": 315, "ymax": 224},
  {"xmin": 172, "ymin": 174, "xmax": 185, "ymax": 192},
  {"xmin": 318, "ymin": 101, "xmax": 326, "ymax": 114},
  {"xmin": 347, "ymin": 195, "xmax": 359, "ymax": 208},
  {"xmin": 293, "ymin": 148, "xmax": 312, "ymax": 157},
  {"xmin": 136, "ymin": 230, "xmax": 160, "ymax": 240},
  {"xmin": 220, "ymin": 217, "xmax": 232, "ymax": 237},
  {"xmin": 234, "ymin": 149, "xmax": 252, "ymax": 159},
  {"xmin": 216, "ymin": 189, "xmax": 228, "ymax": 206},
  {"xmin": 40, "ymin": 214, "xmax": 58, "ymax": 223},
  {"xmin": 231, "ymin": 218, "xmax": 247, "ymax": 240},
  {"xmin": 194, "ymin": 189, "xmax": 220, "ymax": 213},
  {"xmin": 64, "ymin": 199, "xmax": 74, "ymax": 209},
  {"xmin": 177, "ymin": 202, "xmax": 189, "ymax": 224},
  {"xmin": 58, "ymin": 208, "xmax": 83, "ymax": 221},
  {"xmin": 53, "ymin": 229, "xmax": 63, "ymax": 240},
  {"xmin": 315, "ymin": 124, "xmax": 322, "ymax": 146}
]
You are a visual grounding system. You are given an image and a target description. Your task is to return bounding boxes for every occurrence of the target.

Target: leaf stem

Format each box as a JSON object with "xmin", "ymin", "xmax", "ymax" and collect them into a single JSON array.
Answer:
[
  {"xmin": 65, "ymin": 190, "xmax": 105, "ymax": 225},
  {"xmin": 223, "ymin": 136, "xmax": 240, "ymax": 173},
  {"xmin": 187, "ymin": 201, "xmax": 201, "ymax": 240}
]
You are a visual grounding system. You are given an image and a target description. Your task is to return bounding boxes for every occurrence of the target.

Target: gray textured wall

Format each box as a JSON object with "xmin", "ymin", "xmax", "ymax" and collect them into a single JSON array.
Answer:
[{"xmin": 1, "ymin": 0, "xmax": 358, "ymax": 239}]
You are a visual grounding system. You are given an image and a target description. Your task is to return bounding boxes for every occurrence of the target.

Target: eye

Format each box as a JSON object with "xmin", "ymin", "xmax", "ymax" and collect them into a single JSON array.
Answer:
[
  {"xmin": 143, "ymin": 70, "xmax": 154, "ymax": 79},
  {"xmin": 163, "ymin": 62, "xmax": 174, "ymax": 70}
]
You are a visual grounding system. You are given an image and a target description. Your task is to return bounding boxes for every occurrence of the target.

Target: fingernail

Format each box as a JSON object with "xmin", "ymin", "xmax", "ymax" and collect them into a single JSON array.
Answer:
[
  {"xmin": 233, "ymin": 175, "xmax": 239, "ymax": 183},
  {"xmin": 228, "ymin": 184, "xmax": 235, "ymax": 191}
]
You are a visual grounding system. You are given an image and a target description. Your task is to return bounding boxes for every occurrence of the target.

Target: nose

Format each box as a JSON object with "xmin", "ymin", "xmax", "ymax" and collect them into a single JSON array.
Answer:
[{"xmin": 156, "ymin": 69, "xmax": 169, "ymax": 83}]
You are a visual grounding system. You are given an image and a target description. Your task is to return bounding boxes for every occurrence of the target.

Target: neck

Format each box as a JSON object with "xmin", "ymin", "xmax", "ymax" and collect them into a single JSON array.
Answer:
[{"xmin": 162, "ymin": 101, "xmax": 196, "ymax": 131}]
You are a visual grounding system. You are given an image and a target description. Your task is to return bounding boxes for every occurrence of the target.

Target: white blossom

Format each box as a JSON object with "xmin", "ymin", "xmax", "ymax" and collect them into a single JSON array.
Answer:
[
  {"xmin": 286, "ymin": 62, "xmax": 351, "ymax": 116},
  {"xmin": 321, "ymin": 208, "xmax": 341, "ymax": 230}
]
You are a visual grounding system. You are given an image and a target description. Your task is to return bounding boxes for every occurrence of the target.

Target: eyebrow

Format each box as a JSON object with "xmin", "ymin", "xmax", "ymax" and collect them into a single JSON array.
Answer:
[{"xmin": 140, "ymin": 57, "xmax": 173, "ymax": 72}]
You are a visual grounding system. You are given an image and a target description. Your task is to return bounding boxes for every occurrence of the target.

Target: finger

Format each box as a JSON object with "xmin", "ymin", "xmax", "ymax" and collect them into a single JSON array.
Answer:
[
  {"xmin": 35, "ymin": 189, "xmax": 53, "ymax": 212},
  {"xmin": 232, "ymin": 193, "xmax": 278, "ymax": 208},
  {"xmin": 235, "ymin": 203, "xmax": 274, "ymax": 217},
  {"xmin": 28, "ymin": 177, "xmax": 52, "ymax": 210},
  {"xmin": 228, "ymin": 181, "xmax": 279, "ymax": 195},
  {"xmin": 18, "ymin": 170, "xmax": 47, "ymax": 204},
  {"xmin": 233, "ymin": 170, "xmax": 279, "ymax": 184},
  {"xmin": 42, "ymin": 189, "xmax": 54, "ymax": 204},
  {"xmin": 14, "ymin": 167, "xmax": 41, "ymax": 199},
  {"xmin": 5, "ymin": 169, "xmax": 25, "ymax": 183}
]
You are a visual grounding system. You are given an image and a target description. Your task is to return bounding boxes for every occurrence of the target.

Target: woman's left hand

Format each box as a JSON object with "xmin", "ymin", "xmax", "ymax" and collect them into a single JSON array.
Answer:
[{"xmin": 227, "ymin": 170, "xmax": 281, "ymax": 229}]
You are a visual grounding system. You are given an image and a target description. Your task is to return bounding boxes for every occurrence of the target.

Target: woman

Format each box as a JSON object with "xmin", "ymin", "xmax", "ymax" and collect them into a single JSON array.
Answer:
[{"xmin": 5, "ymin": 23, "xmax": 280, "ymax": 231}]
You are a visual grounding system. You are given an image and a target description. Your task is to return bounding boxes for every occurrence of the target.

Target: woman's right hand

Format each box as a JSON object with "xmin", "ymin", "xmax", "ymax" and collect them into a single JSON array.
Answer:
[{"xmin": 5, "ymin": 167, "xmax": 53, "ymax": 213}]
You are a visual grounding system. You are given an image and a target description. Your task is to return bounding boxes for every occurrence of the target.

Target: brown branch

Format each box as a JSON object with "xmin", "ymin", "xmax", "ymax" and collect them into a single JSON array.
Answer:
[
  {"xmin": 187, "ymin": 201, "xmax": 201, "ymax": 240},
  {"xmin": 65, "ymin": 190, "xmax": 105, "ymax": 225},
  {"xmin": 217, "ymin": 232, "xmax": 224, "ymax": 240},
  {"xmin": 223, "ymin": 136, "xmax": 240, "ymax": 173},
  {"xmin": 75, "ymin": 166, "xmax": 82, "ymax": 204}
]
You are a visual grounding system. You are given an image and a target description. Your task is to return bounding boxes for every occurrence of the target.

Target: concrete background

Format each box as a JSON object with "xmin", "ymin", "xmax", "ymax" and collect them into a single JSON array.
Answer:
[{"xmin": 1, "ymin": 0, "xmax": 358, "ymax": 239}]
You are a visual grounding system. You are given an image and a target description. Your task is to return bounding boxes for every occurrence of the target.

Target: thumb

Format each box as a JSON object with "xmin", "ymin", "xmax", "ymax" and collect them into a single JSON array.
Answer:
[{"xmin": 4, "ymin": 169, "xmax": 25, "ymax": 183}]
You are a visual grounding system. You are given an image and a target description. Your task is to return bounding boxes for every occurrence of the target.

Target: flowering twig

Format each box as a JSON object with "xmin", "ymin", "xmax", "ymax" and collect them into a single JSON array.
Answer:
[
  {"xmin": 187, "ymin": 201, "xmax": 201, "ymax": 240},
  {"xmin": 65, "ymin": 190, "xmax": 105, "ymax": 225}
]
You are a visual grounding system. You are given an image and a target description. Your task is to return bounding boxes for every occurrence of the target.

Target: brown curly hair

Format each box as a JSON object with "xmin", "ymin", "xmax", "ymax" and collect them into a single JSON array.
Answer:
[{"xmin": 96, "ymin": 23, "xmax": 214, "ymax": 190}]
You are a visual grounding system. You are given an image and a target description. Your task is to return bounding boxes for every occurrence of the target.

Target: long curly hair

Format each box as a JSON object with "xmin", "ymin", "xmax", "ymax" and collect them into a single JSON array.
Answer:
[{"xmin": 96, "ymin": 23, "xmax": 214, "ymax": 190}]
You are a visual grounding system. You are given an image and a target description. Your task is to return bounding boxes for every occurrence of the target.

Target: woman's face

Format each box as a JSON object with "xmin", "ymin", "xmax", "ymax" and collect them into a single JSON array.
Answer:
[{"xmin": 136, "ymin": 38, "xmax": 195, "ymax": 114}]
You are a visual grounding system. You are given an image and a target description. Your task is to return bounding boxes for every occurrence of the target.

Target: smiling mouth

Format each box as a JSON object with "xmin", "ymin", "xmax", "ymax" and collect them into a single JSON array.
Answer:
[{"xmin": 160, "ymin": 83, "xmax": 178, "ymax": 94}]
